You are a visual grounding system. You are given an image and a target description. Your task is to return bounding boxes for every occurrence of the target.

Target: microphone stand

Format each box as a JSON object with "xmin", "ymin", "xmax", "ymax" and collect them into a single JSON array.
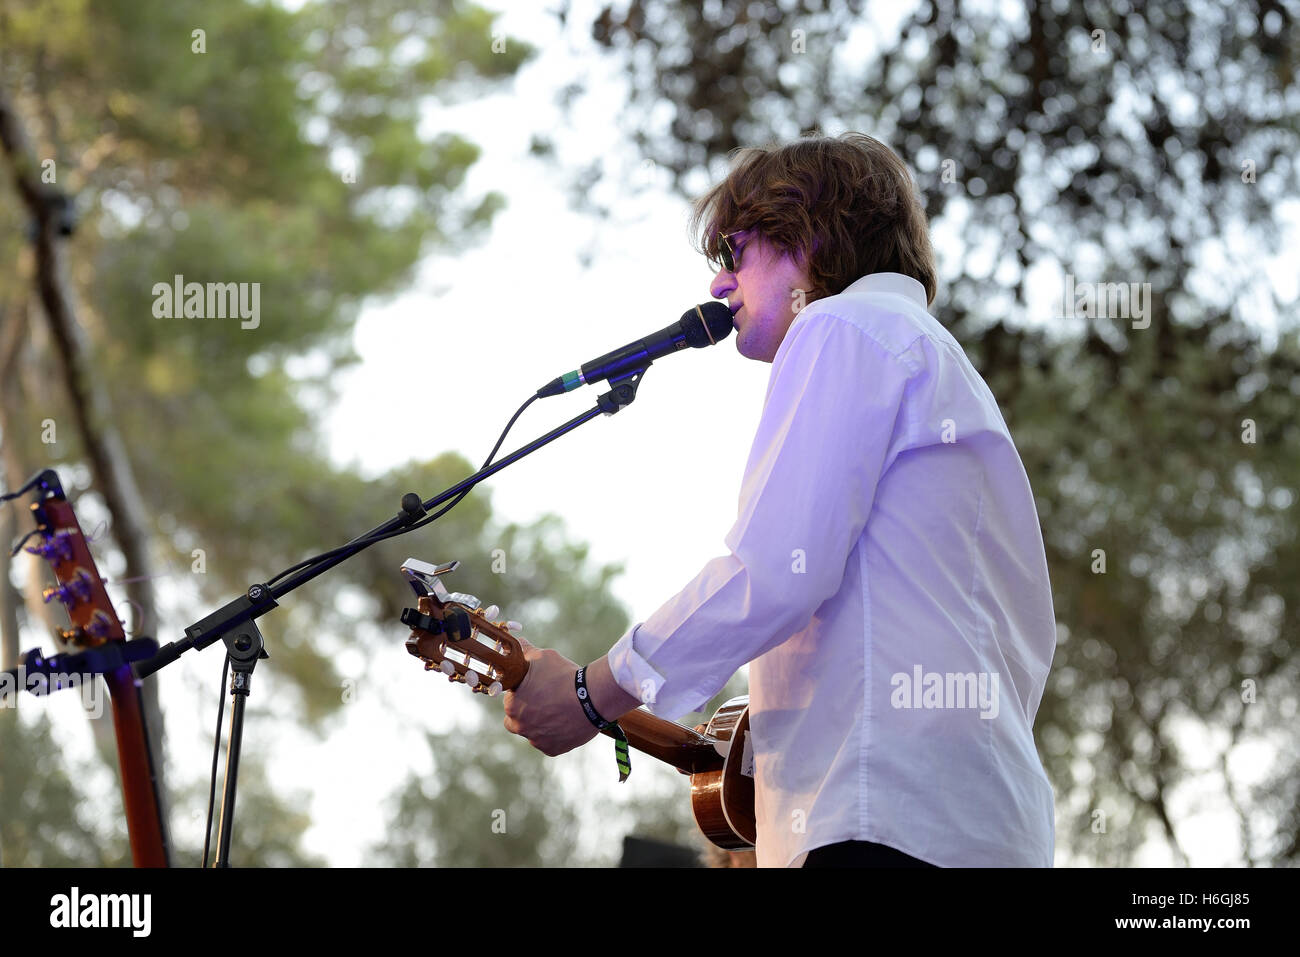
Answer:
[{"xmin": 137, "ymin": 368, "xmax": 649, "ymax": 866}]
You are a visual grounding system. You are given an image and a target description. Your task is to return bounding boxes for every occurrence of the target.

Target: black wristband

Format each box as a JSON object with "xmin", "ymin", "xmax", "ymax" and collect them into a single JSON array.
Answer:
[
  {"xmin": 575, "ymin": 666, "xmax": 613, "ymax": 729},
  {"xmin": 576, "ymin": 666, "xmax": 631, "ymax": 782}
]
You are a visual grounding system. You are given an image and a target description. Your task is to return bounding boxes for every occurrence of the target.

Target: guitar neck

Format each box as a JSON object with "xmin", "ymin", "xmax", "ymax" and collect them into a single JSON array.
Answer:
[
  {"xmin": 30, "ymin": 484, "xmax": 171, "ymax": 867},
  {"xmin": 600, "ymin": 708, "xmax": 724, "ymax": 775},
  {"xmin": 398, "ymin": 588, "xmax": 728, "ymax": 777},
  {"xmin": 102, "ymin": 668, "xmax": 170, "ymax": 867}
]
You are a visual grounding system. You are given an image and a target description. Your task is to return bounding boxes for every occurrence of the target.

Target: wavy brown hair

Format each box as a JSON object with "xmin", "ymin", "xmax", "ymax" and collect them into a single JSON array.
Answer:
[{"xmin": 691, "ymin": 132, "xmax": 937, "ymax": 305}]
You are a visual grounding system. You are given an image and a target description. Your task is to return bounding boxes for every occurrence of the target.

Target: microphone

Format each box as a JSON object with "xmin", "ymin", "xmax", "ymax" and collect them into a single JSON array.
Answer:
[{"xmin": 536, "ymin": 302, "xmax": 734, "ymax": 398}]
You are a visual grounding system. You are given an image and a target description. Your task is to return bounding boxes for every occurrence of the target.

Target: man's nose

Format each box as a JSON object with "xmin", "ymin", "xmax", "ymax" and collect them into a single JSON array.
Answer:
[{"xmin": 709, "ymin": 267, "xmax": 735, "ymax": 301}]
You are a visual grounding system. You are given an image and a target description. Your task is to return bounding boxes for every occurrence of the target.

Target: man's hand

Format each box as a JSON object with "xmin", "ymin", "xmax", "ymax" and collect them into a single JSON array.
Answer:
[{"xmin": 501, "ymin": 629, "xmax": 599, "ymax": 757}]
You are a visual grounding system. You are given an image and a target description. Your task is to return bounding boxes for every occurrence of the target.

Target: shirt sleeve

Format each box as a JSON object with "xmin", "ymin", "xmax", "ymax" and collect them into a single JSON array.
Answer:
[{"xmin": 606, "ymin": 308, "xmax": 918, "ymax": 720}]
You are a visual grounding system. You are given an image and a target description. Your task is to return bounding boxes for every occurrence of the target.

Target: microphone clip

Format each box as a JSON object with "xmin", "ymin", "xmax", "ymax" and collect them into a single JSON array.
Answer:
[{"xmin": 596, "ymin": 366, "xmax": 648, "ymax": 416}]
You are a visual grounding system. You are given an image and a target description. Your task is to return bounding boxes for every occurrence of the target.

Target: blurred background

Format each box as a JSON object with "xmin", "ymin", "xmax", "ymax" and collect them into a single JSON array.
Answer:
[{"xmin": 0, "ymin": 0, "xmax": 1296, "ymax": 867}]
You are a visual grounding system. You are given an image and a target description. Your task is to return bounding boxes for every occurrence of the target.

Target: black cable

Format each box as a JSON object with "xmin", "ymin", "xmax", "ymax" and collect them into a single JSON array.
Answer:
[
  {"xmin": 202, "ymin": 653, "xmax": 231, "ymax": 868},
  {"xmin": 8, "ymin": 527, "xmax": 41, "ymax": 557},
  {"xmin": 0, "ymin": 471, "xmax": 47, "ymax": 503},
  {"xmin": 264, "ymin": 393, "xmax": 539, "ymax": 588},
  {"xmin": 201, "ymin": 393, "xmax": 539, "ymax": 864},
  {"xmin": 3, "ymin": 472, "xmax": 54, "ymax": 555}
]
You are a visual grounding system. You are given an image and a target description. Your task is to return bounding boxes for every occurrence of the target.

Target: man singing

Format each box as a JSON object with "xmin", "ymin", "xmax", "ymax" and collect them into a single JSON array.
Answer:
[{"xmin": 502, "ymin": 132, "xmax": 1057, "ymax": 868}]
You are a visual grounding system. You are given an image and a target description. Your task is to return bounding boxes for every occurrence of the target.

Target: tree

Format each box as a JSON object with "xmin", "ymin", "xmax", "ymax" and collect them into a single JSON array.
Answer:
[
  {"xmin": 560, "ymin": 0, "xmax": 1300, "ymax": 864},
  {"xmin": 1, "ymin": 0, "xmax": 666, "ymax": 866},
  {"xmin": 0, "ymin": 708, "xmax": 123, "ymax": 867}
]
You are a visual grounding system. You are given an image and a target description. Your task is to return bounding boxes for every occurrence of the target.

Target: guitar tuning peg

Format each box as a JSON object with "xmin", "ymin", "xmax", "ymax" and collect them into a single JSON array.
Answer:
[
  {"xmin": 483, "ymin": 604, "xmax": 499, "ymax": 621},
  {"xmin": 465, "ymin": 669, "xmax": 480, "ymax": 688},
  {"xmin": 42, "ymin": 572, "xmax": 93, "ymax": 608},
  {"xmin": 506, "ymin": 621, "xmax": 523, "ymax": 633},
  {"xmin": 86, "ymin": 613, "xmax": 114, "ymax": 641},
  {"xmin": 487, "ymin": 681, "xmax": 503, "ymax": 697},
  {"xmin": 25, "ymin": 529, "xmax": 75, "ymax": 562},
  {"xmin": 439, "ymin": 660, "xmax": 456, "ymax": 677}
]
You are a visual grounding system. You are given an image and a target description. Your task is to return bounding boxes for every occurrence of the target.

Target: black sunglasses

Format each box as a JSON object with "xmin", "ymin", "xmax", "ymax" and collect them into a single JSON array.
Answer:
[{"xmin": 717, "ymin": 232, "xmax": 742, "ymax": 272}]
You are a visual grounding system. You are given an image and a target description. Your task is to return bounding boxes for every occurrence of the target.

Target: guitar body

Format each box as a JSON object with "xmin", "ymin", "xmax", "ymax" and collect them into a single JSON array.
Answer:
[
  {"xmin": 596, "ymin": 693, "xmax": 756, "ymax": 848},
  {"xmin": 687, "ymin": 698, "xmax": 756, "ymax": 849},
  {"xmin": 399, "ymin": 560, "xmax": 758, "ymax": 851}
]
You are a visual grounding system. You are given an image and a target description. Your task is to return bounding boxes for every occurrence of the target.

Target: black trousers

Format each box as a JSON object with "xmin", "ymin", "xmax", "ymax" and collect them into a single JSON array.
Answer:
[{"xmin": 803, "ymin": 840, "xmax": 938, "ymax": 868}]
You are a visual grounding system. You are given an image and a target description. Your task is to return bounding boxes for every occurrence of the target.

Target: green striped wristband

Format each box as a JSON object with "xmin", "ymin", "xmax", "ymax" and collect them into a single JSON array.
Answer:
[{"xmin": 575, "ymin": 666, "xmax": 631, "ymax": 782}]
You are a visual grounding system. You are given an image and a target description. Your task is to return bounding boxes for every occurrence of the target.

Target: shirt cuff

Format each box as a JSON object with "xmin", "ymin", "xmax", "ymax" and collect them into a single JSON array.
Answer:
[{"xmin": 606, "ymin": 623, "xmax": 707, "ymax": 720}]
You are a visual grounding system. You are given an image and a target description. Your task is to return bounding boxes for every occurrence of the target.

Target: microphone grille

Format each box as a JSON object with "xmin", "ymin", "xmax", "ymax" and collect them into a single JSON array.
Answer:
[{"xmin": 682, "ymin": 301, "xmax": 735, "ymax": 348}]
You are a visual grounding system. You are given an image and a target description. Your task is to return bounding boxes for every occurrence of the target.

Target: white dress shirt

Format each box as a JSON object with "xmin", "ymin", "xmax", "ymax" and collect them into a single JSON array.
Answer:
[{"xmin": 606, "ymin": 272, "xmax": 1057, "ymax": 867}]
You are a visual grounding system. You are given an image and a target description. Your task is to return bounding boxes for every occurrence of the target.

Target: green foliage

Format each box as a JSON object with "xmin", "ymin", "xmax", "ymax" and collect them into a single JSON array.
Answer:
[
  {"xmin": 0, "ymin": 707, "xmax": 125, "ymax": 866},
  {"xmin": 371, "ymin": 730, "xmax": 582, "ymax": 867},
  {"xmin": 577, "ymin": 0, "xmax": 1300, "ymax": 864},
  {"xmin": 0, "ymin": 0, "xmax": 666, "ymax": 869},
  {"xmin": 169, "ymin": 746, "xmax": 327, "ymax": 868},
  {"xmin": 0, "ymin": 0, "xmax": 540, "ymax": 722}
]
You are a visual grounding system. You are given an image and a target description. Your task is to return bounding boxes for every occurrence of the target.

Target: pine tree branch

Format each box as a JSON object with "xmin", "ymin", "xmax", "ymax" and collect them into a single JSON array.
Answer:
[{"xmin": 0, "ymin": 81, "xmax": 172, "ymax": 844}]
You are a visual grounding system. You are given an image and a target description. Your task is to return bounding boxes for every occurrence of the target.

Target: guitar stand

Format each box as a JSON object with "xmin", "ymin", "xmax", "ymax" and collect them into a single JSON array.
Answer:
[{"xmin": 2, "ymin": 638, "xmax": 160, "ymax": 699}]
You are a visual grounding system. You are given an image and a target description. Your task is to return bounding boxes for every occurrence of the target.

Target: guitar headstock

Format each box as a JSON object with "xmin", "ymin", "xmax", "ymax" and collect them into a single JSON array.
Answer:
[
  {"xmin": 400, "ymin": 558, "xmax": 529, "ymax": 697},
  {"xmin": 23, "ymin": 471, "xmax": 124, "ymax": 648}
]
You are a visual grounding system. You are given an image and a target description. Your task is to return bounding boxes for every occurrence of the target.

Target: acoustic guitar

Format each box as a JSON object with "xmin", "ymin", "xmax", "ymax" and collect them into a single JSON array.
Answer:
[
  {"xmin": 398, "ymin": 558, "xmax": 756, "ymax": 850},
  {"xmin": 15, "ymin": 470, "xmax": 171, "ymax": 866}
]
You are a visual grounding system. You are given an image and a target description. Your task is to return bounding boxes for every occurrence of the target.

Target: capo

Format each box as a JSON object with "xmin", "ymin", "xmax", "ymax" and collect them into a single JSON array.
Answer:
[
  {"xmin": 401, "ymin": 605, "xmax": 474, "ymax": 643},
  {"xmin": 399, "ymin": 607, "xmax": 444, "ymax": 636}
]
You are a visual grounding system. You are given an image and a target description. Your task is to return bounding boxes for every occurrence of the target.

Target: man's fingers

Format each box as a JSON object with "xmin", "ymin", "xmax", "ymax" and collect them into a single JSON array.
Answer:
[
  {"xmin": 502, "ymin": 714, "xmax": 549, "ymax": 755},
  {"xmin": 485, "ymin": 607, "xmax": 533, "ymax": 650}
]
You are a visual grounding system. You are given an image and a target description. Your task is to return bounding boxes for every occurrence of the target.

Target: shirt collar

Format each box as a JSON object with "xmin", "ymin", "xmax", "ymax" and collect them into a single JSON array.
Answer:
[{"xmin": 841, "ymin": 272, "xmax": 928, "ymax": 307}]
